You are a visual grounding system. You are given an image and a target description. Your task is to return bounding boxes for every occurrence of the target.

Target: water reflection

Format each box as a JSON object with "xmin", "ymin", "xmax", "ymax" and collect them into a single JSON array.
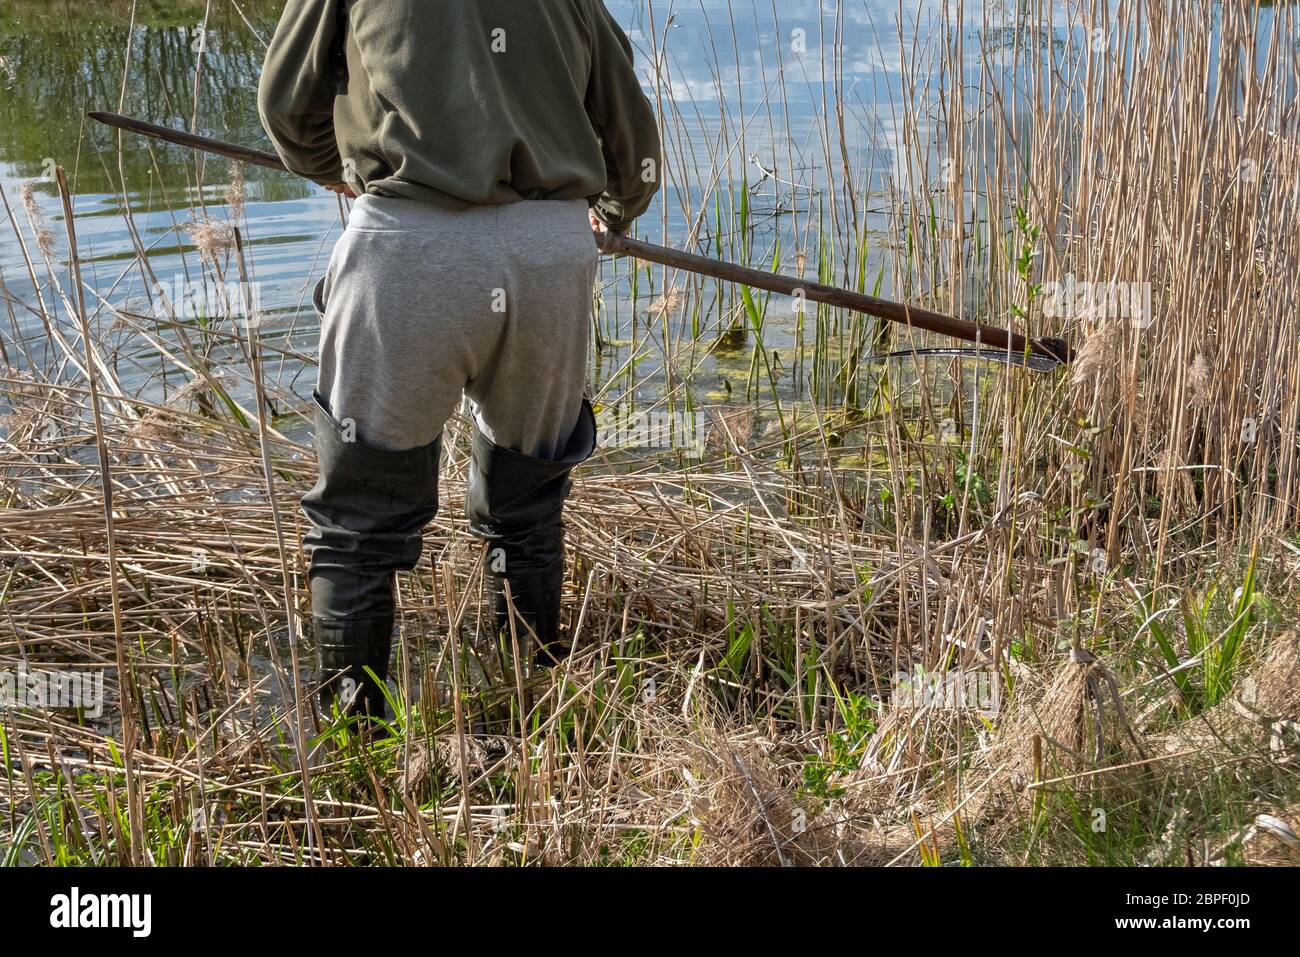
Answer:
[{"xmin": 0, "ymin": 1, "xmax": 1287, "ymax": 413}]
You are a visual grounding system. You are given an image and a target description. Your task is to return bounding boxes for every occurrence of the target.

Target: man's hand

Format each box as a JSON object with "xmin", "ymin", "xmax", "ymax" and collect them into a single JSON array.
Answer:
[
  {"xmin": 324, "ymin": 182, "xmax": 357, "ymax": 198},
  {"xmin": 589, "ymin": 209, "xmax": 628, "ymax": 237}
]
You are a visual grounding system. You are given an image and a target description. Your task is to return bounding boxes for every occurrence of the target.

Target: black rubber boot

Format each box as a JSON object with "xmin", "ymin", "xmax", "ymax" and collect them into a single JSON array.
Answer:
[
  {"xmin": 466, "ymin": 400, "xmax": 597, "ymax": 668},
  {"xmin": 314, "ymin": 614, "xmax": 394, "ymax": 717},
  {"xmin": 300, "ymin": 388, "xmax": 441, "ymax": 717}
]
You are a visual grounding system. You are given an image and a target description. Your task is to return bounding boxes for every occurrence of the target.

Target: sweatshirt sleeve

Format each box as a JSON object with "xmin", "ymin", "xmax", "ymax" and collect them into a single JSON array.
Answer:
[
  {"xmin": 585, "ymin": 3, "xmax": 663, "ymax": 233},
  {"xmin": 257, "ymin": 0, "xmax": 347, "ymax": 185}
]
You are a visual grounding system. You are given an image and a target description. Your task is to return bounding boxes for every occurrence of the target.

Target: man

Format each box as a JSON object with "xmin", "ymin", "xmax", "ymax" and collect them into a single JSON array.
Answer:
[{"xmin": 258, "ymin": 0, "xmax": 661, "ymax": 716}]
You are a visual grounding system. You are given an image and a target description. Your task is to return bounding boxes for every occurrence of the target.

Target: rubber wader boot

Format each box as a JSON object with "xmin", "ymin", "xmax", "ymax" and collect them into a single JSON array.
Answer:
[
  {"xmin": 300, "ymin": 387, "xmax": 441, "ymax": 718},
  {"xmin": 466, "ymin": 399, "xmax": 597, "ymax": 669},
  {"xmin": 314, "ymin": 613, "xmax": 394, "ymax": 718}
]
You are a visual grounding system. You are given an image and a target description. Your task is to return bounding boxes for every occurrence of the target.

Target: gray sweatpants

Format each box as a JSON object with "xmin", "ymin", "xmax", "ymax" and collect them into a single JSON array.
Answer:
[{"xmin": 315, "ymin": 194, "xmax": 596, "ymax": 458}]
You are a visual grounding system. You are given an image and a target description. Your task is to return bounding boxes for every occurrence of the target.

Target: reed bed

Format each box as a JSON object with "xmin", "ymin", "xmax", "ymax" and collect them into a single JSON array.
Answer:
[{"xmin": 1, "ymin": 0, "xmax": 1299, "ymax": 865}]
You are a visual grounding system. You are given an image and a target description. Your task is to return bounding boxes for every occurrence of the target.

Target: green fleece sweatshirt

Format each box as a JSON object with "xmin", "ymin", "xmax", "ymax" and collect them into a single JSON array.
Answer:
[{"xmin": 257, "ymin": 0, "xmax": 661, "ymax": 232}]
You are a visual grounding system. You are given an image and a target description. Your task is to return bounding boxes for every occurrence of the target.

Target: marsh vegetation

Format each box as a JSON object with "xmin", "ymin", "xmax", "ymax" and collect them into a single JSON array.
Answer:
[{"xmin": 1, "ymin": 0, "xmax": 1299, "ymax": 865}]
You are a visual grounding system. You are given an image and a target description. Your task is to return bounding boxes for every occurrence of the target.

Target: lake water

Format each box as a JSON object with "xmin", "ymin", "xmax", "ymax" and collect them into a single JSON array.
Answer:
[{"xmin": 0, "ymin": 1, "xmax": 1289, "ymax": 443}]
